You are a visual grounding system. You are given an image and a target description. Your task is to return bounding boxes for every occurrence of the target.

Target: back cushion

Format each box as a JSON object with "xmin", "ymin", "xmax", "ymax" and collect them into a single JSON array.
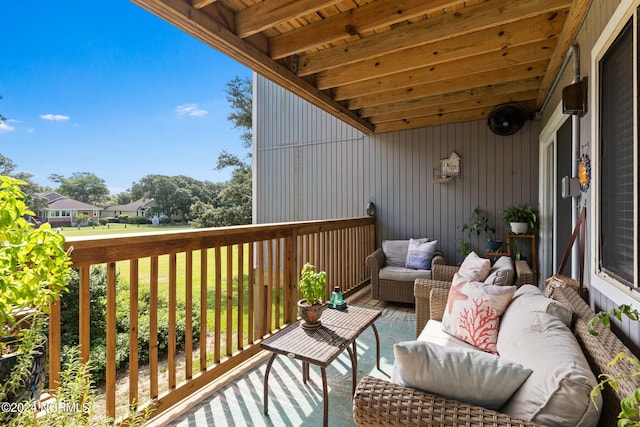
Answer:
[
  {"xmin": 458, "ymin": 251, "xmax": 491, "ymax": 281},
  {"xmin": 497, "ymin": 306, "xmax": 601, "ymax": 426},
  {"xmin": 382, "ymin": 240, "xmax": 411, "ymax": 267},
  {"xmin": 484, "ymin": 256, "xmax": 515, "ymax": 286}
]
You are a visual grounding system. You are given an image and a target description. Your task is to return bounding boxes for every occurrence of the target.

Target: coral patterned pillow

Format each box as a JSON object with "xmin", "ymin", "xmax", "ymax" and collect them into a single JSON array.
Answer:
[{"xmin": 441, "ymin": 273, "xmax": 516, "ymax": 354}]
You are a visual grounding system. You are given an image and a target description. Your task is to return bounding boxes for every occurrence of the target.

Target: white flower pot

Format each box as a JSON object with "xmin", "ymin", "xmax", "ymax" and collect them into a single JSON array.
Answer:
[{"xmin": 510, "ymin": 222, "xmax": 528, "ymax": 234}]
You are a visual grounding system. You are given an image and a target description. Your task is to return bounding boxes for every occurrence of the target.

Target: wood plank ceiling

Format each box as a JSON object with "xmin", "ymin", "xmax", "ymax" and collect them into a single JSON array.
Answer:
[{"xmin": 133, "ymin": 0, "xmax": 590, "ymax": 134}]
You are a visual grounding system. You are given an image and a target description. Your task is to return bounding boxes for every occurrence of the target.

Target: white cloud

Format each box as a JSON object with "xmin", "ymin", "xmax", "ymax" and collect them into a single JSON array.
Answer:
[
  {"xmin": 0, "ymin": 122, "xmax": 15, "ymax": 133},
  {"xmin": 40, "ymin": 113, "xmax": 70, "ymax": 122},
  {"xmin": 176, "ymin": 104, "xmax": 208, "ymax": 117}
]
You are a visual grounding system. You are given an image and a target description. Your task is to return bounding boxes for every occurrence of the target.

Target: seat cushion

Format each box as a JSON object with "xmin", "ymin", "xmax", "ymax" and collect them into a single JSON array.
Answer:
[
  {"xmin": 392, "ymin": 340, "xmax": 532, "ymax": 410},
  {"xmin": 497, "ymin": 305, "xmax": 601, "ymax": 426},
  {"xmin": 378, "ymin": 266, "xmax": 432, "ymax": 281},
  {"xmin": 484, "ymin": 256, "xmax": 515, "ymax": 286},
  {"xmin": 417, "ymin": 320, "xmax": 478, "ymax": 351}
]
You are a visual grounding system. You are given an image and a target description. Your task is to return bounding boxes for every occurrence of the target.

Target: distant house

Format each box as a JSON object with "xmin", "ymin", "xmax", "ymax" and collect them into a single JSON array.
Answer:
[
  {"xmin": 38, "ymin": 192, "xmax": 102, "ymax": 226},
  {"xmin": 102, "ymin": 198, "xmax": 155, "ymax": 219}
]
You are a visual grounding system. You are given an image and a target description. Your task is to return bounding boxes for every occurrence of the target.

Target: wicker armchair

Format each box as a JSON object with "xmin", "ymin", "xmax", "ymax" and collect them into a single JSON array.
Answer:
[
  {"xmin": 367, "ymin": 247, "xmax": 445, "ymax": 304},
  {"xmin": 353, "ymin": 285, "xmax": 640, "ymax": 426},
  {"xmin": 414, "ymin": 261, "xmax": 533, "ymax": 337}
]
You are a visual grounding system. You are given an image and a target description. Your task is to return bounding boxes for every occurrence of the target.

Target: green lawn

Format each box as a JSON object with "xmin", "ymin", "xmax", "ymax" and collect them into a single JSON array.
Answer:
[{"xmin": 59, "ymin": 223, "xmax": 193, "ymax": 237}]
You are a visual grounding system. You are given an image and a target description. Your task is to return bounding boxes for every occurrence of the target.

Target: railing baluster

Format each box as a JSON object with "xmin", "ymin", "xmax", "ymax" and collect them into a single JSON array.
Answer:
[
  {"xmin": 275, "ymin": 238, "xmax": 281, "ymax": 328},
  {"xmin": 168, "ymin": 253, "xmax": 177, "ymax": 389},
  {"xmin": 129, "ymin": 259, "xmax": 139, "ymax": 407},
  {"xmin": 214, "ymin": 247, "xmax": 221, "ymax": 363},
  {"xmin": 149, "ymin": 256, "xmax": 159, "ymax": 399},
  {"xmin": 237, "ymin": 244, "xmax": 244, "ymax": 350},
  {"xmin": 79, "ymin": 266, "xmax": 91, "ymax": 364},
  {"xmin": 267, "ymin": 240, "xmax": 273, "ymax": 330},
  {"xmin": 106, "ymin": 261, "xmax": 117, "ymax": 418},
  {"xmin": 200, "ymin": 249, "xmax": 208, "ymax": 372},
  {"xmin": 226, "ymin": 245, "xmax": 233, "ymax": 357},
  {"xmin": 257, "ymin": 241, "xmax": 265, "ymax": 337},
  {"xmin": 248, "ymin": 243, "xmax": 254, "ymax": 344},
  {"xmin": 185, "ymin": 251, "xmax": 193, "ymax": 379},
  {"xmin": 48, "ymin": 295, "xmax": 61, "ymax": 394}
]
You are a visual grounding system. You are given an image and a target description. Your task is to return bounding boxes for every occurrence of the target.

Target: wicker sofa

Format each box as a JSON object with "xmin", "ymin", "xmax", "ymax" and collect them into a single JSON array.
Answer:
[
  {"xmin": 366, "ymin": 240, "xmax": 445, "ymax": 304},
  {"xmin": 353, "ymin": 283, "xmax": 640, "ymax": 426},
  {"xmin": 413, "ymin": 261, "xmax": 533, "ymax": 337}
]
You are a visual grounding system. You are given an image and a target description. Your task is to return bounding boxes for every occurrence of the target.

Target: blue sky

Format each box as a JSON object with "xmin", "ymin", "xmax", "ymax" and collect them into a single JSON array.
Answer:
[{"xmin": 0, "ymin": 1, "xmax": 252, "ymax": 194}]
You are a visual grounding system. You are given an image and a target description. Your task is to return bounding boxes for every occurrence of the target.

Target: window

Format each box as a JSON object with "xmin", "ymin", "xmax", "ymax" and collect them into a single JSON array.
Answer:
[
  {"xmin": 50, "ymin": 210, "xmax": 71, "ymax": 218},
  {"xmin": 597, "ymin": 10, "xmax": 639, "ymax": 289}
]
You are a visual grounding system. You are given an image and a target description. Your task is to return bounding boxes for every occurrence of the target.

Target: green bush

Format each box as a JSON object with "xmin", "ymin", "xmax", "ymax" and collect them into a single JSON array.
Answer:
[
  {"xmin": 127, "ymin": 216, "xmax": 148, "ymax": 224},
  {"xmin": 60, "ymin": 266, "xmax": 201, "ymax": 383},
  {"xmin": 99, "ymin": 218, "xmax": 108, "ymax": 226}
]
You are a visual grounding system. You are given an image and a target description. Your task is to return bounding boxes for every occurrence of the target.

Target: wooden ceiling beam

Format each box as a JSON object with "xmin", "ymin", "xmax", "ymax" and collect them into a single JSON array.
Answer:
[
  {"xmin": 191, "ymin": 0, "xmax": 218, "ymax": 9},
  {"xmin": 315, "ymin": 13, "xmax": 564, "ymax": 90},
  {"xmin": 132, "ymin": 0, "xmax": 375, "ymax": 134},
  {"xmin": 374, "ymin": 100, "xmax": 537, "ymax": 133},
  {"xmin": 369, "ymin": 89, "xmax": 539, "ymax": 124},
  {"xmin": 374, "ymin": 106, "xmax": 495, "ymax": 134},
  {"xmin": 536, "ymin": 0, "xmax": 592, "ymax": 107},
  {"xmin": 298, "ymin": 0, "xmax": 572, "ymax": 76},
  {"xmin": 235, "ymin": 0, "xmax": 344, "ymax": 39},
  {"xmin": 269, "ymin": 0, "xmax": 462, "ymax": 60},
  {"xmin": 348, "ymin": 61, "xmax": 548, "ymax": 110},
  {"xmin": 360, "ymin": 78, "xmax": 542, "ymax": 119},
  {"xmin": 334, "ymin": 39, "xmax": 556, "ymax": 101}
]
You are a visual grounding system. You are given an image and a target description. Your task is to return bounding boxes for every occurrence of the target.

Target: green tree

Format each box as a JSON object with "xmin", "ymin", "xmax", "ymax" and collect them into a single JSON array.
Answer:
[
  {"xmin": 49, "ymin": 172, "xmax": 109, "ymax": 206},
  {"xmin": 0, "ymin": 153, "xmax": 49, "ymax": 215},
  {"xmin": 191, "ymin": 76, "xmax": 253, "ymax": 228},
  {"xmin": 0, "ymin": 95, "xmax": 6, "ymax": 123}
]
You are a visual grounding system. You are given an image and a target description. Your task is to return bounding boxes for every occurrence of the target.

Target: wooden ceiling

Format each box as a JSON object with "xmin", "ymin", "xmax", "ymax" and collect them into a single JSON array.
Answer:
[{"xmin": 133, "ymin": 0, "xmax": 591, "ymax": 134}]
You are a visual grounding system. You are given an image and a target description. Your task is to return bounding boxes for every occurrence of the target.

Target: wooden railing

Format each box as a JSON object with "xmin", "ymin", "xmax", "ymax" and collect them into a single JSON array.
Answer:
[{"xmin": 49, "ymin": 217, "xmax": 375, "ymax": 422}]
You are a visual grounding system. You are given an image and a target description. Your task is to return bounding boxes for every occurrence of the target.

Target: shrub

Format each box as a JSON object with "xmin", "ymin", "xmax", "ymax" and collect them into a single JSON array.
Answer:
[
  {"xmin": 98, "ymin": 218, "xmax": 108, "ymax": 226},
  {"xmin": 60, "ymin": 266, "xmax": 201, "ymax": 383},
  {"xmin": 127, "ymin": 216, "xmax": 147, "ymax": 224}
]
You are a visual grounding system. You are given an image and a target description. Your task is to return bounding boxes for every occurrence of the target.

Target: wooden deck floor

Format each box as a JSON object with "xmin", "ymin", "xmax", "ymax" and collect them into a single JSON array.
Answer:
[{"xmin": 147, "ymin": 284, "xmax": 414, "ymax": 426}]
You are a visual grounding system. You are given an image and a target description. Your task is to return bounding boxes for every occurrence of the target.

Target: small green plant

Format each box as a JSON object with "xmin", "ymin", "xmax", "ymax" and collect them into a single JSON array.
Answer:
[
  {"xmin": 458, "ymin": 206, "xmax": 497, "ymax": 257},
  {"xmin": 503, "ymin": 203, "xmax": 539, "ymax": 231},
  {"xmin": 298, "ymin": 262, "xmax": 326, "ymax": 305},
  {"xmin": 589, "ymin": 305, "xmax": 640, "ymax": 426}
]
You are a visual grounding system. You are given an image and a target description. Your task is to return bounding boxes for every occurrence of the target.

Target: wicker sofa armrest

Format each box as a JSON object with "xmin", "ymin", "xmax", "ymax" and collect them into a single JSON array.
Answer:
[
  {"xmin": 514, "ymin": 260, "xmax": 534, "ymax": 286},
  {"xmin": 353, "ymin": 375, "xmax": 541, "ymax": 426},
  {"xmin": 429, "ymin": 287, "xmax": 450, "ymax": 321},
  {"xmin": 432, "ymin": 263, "xmax": 459, "ymax": 281},
  {"xmin": 414, "ymin": 278, "xmax": 452, "ymax": 337},
  {"xmin": 366, "ymin": 247, "xmax": 386, "ymax": 272}
]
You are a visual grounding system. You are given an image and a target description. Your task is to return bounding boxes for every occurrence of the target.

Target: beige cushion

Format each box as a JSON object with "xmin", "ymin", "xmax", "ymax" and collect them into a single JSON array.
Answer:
[
  {"xmin": 441, "ymin": 274, "xmax": 516, "ymax": 354},
  {"xmin": 458, "ymin": 251, "xmax": 491, "ymax": 281},
  {"xmin": 506, "ymin": 285, "xmax": 573, "ymax": 327},
  {"xmin": 383, "ymin": 240, "xmax": 423, "ymax": 267},
  {"xmin": 405, "ymin": 239, "xmax": 438, "ymax": 270},
  {"xmin": 417, "ymin": 320, "xmax": 479, "ymax": 350},
  {"xmin": 392, "ymin": 340, "xmax": 532, "ymax": 410},
  {"xmin": 497, "ymin": 308, "xmax": 601, "ymax": 426},
  {"xmin": 484, "ymin": 256, "xmax": 515, "ymax": 286},
  {"xmin": 378, "ymin": 266, "xmax": 432, "ymax": 281}
]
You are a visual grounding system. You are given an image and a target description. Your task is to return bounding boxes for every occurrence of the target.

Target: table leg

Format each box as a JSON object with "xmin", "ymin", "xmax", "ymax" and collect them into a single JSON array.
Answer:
[
  {"xmin": 346, "ymin": 345, "xmax": 357, "ymax": 395},
  {"xmin": 321, "ymin": 367, "xmax": 328, "ymax": 427},
  {"xmin": 263, "ymin": 353, "xmax": 277, "ymax": 415},
  {"xmin": 371, "ymin": 323, "xmax": 381, "ymax": 370},
  {"xmin": 302, "ymin": 361, "xmax": 309, "ymax": 383}
]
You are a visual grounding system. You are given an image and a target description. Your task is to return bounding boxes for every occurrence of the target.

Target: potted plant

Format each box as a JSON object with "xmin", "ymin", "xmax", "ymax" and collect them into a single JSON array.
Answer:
[
  {"xmin": 460, "ymin": 207, "xmax": 502, "ymax": 252},
  {"xmin": 503, "ymin": 203, "xmax": 539, "ymax": 234},
  {"xmin": 297, "ymin": 262, "xmax": 327, "ymax": 330},
  {"xmin": 0, "ymin": 176, "xmax": 72, "ymax": 415}
]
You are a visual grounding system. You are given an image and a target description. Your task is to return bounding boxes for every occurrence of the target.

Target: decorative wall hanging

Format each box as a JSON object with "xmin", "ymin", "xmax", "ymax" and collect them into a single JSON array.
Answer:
[{"xmin": 578, "ymin": 153, "xmax": 591, "ymax": 192}]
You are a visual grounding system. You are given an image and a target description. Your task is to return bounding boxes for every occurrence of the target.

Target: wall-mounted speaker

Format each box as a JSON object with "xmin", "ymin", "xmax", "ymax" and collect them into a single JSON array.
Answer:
[{"xmin": 562, "ymin": 77, "xmax": 587, "ymax": 117}]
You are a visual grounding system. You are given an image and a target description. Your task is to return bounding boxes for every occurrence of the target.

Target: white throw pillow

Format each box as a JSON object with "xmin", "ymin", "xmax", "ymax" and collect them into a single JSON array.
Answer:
[
  {"xmin": 441, "ymin": 273, "xmax": 516, "ymax": 354},
  {"xmin": 405, "ymin": 239, "xmax": 438, "ymax": 270},
  {"xmin": 458, "ymin": 251, "xmax": 491, "ymax": 281},
  {"xmin": 392, "ymin": 340, "xmax": 532, "ymax": 410},
  {"xmin": 484, "ymin": 256, "xmax": 515, "ymax": 286}
]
